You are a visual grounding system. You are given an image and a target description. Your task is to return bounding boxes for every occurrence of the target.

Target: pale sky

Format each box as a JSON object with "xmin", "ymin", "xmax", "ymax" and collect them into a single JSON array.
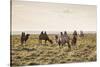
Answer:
[{"xmin": 12, "ymin": 0, "xmax": 97, "ymax": 32}]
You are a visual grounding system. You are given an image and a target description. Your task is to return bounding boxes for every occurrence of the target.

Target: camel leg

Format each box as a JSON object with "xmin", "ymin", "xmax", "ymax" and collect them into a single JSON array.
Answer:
[
  {"xmin": 67, "ymin": 42, "xmax": 71, "ymax": 50},
  {"xmin": 44, "ymin": 40, "xmax": 46, "ymax": 45},
  {"xmin": 39, "ymin": 40, "xmax": 42, "ymax": 45},
  {"xmin": 58, "ymin": 41, "xmax": 60, "ymax": 46},
  {"xmin": 59, "ymin": 44, "xmax": 60, "ymax": 46},
  {"xmin": 21, "ymin": 41, "xmax": 23, "ymax": 45},
  {"xmin": 21, "ymin": 39, "xmax": 24, "ymax": 45},
  {"xmin": 25, "ymin": 41, "xmax": 26, "ymax": 45},
  {"xmin": 71, "ymin": 40, "xmax": 74, "ymax": 46},
  {"xmin": 62, "ymin": 44, "xmax": 64, "ymax": 46}
]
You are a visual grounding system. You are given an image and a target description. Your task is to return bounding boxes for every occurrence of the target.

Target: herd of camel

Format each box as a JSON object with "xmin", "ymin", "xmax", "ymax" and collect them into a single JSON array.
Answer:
[{"xmin": 21, "ymin": 30, "xmax": 84, "ymax": 50}]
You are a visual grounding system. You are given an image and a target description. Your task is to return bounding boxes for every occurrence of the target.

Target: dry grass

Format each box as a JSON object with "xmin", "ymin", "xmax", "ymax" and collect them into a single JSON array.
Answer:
[{"xmin": 11, "ymin": 33, "xmax": 96, "ymax": 66}]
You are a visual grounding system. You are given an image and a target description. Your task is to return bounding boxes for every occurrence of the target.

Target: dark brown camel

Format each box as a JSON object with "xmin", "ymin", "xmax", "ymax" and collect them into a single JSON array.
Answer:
[
  {"xmin": 71, "ymin": 35, "xmax": 77, "ymax": 46},
  {"xmin": 73, "ymin": 30, "xmax": 78, "ymax": 37},
  {"xmin": 21, "ymin": 32, "xmax": 30, "ymax": 45},
  {"xmin": 71, "ymin": 30, "xmax": 78, "ymax": 46},
  {"xmin": 39, "ymin": 31, "xmax": 53, "ymax": 45},
  {"xmin": 79, "ymin": 31, "xmax": 84, "ymax": 37}
]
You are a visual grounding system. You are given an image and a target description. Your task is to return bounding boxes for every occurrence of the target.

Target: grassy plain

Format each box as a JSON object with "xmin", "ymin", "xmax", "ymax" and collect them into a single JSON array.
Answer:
[{"xmin": 11, "ymin": 33, "xmax": 96, "ymax": 66}]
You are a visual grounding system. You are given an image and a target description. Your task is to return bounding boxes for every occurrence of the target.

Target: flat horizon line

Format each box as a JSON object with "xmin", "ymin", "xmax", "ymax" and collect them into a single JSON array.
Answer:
[{"xmin": 11, "ymin": 31, "xmax": 96, "ymax": 35}]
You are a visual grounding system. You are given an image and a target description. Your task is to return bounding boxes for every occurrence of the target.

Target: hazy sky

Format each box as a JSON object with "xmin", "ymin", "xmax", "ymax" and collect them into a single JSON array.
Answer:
[{"xmin": 12, "ymin": 0, "xmax": 97, "ymax": 32}]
